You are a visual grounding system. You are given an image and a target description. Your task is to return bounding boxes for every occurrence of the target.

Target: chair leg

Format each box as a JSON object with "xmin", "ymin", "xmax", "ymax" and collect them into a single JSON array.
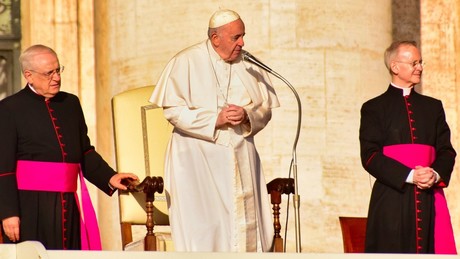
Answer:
[
  {"xmin": 144, "ymin": 200, "xmax": 157, "ymax": 251},
  {"xmin": 271, "ymin": 195, "xmax": 283, "ymax": 252},
  {"xmin": 121, "ymin": 222, "xmax": 133, "ymax": 250},
  {"xmin": 273, "ymin": 237, "xmax": 284, "ymax": 252},
  {"xmin": 143, "ymin": 176, "xmax": 163, "ymax": 251}
]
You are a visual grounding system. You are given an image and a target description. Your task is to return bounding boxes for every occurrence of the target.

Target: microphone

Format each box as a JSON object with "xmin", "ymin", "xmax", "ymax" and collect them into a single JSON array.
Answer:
[
  {"xmin": 241, "ymin": 49, "xmax": 303, "ymax": 253},
  {"xmin": 241, "ymin": 50, "xmax": 274, "ymax": 73}
]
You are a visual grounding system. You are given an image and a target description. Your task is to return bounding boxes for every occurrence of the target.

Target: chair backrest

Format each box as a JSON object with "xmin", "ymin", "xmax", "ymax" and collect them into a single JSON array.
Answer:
[
  {"xmin": 112, "ymin": 86, "xmax": 289, "ymax": 252},
  {"xmin": 338, "ymin": 216, "xmax": 367, "ymax": 253},
  {"xmin": 112, "ymin": 85, "xmax": 172, "ymax": 227}
]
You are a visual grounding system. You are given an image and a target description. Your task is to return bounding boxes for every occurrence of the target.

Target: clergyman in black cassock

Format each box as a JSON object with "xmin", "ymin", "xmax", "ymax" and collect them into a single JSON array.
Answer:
[
  {"xmin": 0, "ymin": 44, "xmax": 138, "ymax": 250},
  {"xmin": 359, "ymin": 41, "xmax": 456, "ymax": 254}
]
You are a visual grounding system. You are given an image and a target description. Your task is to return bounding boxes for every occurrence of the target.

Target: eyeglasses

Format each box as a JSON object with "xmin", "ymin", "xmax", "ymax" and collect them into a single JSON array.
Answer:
[
  {"xmin": 29, "ymin": 66, "xmax": 65, "ymax": 79},
  {"xmin": 394, "ymin": 60, "xmax": 424, "ymax": 68}
]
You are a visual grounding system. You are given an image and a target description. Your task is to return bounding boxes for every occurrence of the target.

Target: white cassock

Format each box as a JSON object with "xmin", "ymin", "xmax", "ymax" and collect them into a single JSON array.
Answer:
[{"xmin": 149, "ymin": 39, "xmax": 279, "ymax": 252}]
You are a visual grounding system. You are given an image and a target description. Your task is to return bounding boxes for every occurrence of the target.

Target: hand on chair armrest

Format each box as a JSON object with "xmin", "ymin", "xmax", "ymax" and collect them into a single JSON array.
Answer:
[{"xmin": 110, "ymin": 173, "xmax": 139, "ymax": 190}]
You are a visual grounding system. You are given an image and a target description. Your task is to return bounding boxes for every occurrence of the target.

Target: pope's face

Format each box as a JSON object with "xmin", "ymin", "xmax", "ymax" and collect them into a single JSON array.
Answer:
[
  {"xmin": 391, "ymin": 45, "xmax": 423, "ymax": 87},
  {"xmin": 24, "ymin": 52, "xmax": 62, "ymax": 100},
  {"xmin": 213, "ymin": 19, "xmax": 245, "ymax": 62}
]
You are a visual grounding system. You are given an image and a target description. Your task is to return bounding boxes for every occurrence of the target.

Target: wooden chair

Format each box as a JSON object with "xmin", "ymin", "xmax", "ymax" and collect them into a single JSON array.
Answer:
[
  {"xmin": 112, "ymin": 85, "xmax": 294, "ymax": 252},
  {"xmin": 112, "ymin": 85, "xmax": 173, "ymax": 251},
  {"xmin": 338, "ymin": 216, "xmax": 367, "ymax": 253}
]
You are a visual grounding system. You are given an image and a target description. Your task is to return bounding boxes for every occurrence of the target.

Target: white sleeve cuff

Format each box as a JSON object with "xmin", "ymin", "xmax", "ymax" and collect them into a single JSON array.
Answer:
[{"xmin": 406, "ymin": 169, "xmax": 415, "ymax": 183}]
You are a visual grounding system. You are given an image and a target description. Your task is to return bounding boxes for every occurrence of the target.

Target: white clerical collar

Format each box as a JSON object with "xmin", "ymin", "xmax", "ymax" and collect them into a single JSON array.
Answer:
[
  {"xmin": 390, "ymin": 83, "xmax": 413, "ymax": 96},
  {"xmin": 28, "ymin": 83, "xmax": 38, "ymax": 94}
]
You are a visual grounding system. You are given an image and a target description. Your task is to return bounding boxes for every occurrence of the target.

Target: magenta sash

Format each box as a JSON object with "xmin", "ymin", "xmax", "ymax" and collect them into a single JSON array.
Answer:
[
  {"xmin": 16, "ymin": 160, "xmax": 102, "ymax": 250},
  {"xmin": 383, "ymin": 144, "xmax": 457, "ymax": 254}
]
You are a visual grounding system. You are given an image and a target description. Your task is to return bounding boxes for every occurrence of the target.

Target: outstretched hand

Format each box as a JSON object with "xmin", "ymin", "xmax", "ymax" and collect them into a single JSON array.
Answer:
[{"xmin": 110, "ymin": 173, "xmax": 139, "ymax": 190}]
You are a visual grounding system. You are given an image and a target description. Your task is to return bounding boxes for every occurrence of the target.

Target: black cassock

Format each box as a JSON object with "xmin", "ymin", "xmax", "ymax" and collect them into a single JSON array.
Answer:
[
  {"xmin": 0, "ymin": 86, "xmax": 116, "ymax": 249},
  {"xmin": 359, "ymin": 85, "xmax": 456, "ymax": 253}
]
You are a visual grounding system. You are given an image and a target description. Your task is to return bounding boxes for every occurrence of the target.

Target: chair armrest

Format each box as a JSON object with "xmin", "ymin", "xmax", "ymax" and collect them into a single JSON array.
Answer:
[
  {"xmin": 266, "ymin": 178, "xmax": 294, "ymax": 252},
  {"xmin": 121, "ymin": 176, "xmax": 164, "ymax": 251}
]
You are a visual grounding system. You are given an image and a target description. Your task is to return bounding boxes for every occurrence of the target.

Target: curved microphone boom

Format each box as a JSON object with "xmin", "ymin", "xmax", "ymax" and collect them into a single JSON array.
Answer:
[
  {"xmin": 241, "ymin": 50, "xmax": 274, "ymax": 73},
  {"xmin": 242, "ymin": 50, "xmax": 302, "ymax": 253}
]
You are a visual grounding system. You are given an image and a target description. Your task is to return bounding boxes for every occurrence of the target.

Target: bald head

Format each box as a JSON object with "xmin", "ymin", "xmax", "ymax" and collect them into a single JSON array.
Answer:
[{"xmin": 19, "ymin": 44, "xmax": 58, "ymax": 74}]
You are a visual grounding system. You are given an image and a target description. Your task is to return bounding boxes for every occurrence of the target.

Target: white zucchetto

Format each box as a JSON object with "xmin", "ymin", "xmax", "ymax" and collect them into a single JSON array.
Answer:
[{"xmin": 208, "ymin": 9, "xmax": 240, "ymax": 28}]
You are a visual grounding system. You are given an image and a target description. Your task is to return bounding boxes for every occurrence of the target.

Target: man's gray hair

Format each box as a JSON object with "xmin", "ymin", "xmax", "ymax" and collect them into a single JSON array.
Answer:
[
  {"xmin": 19, "ymin": 44, "xmax": 57, "ymax": 73},
  {"xmin": 384, "ymin": 40, "xmax": 418, "ymax": 74}
]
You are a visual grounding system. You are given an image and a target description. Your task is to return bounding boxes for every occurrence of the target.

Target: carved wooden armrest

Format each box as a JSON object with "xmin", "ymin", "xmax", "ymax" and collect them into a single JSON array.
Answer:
[
  {"xmin": 120, "ymin": 176, "xmax": 164, "ymax": 251},
  {"xmin": 122, "ymin": 176, "xmax": 164, "ymax": 197},
  {"xmin": 266, "ymin": 178, "xmax": 294, "ymax": 252}
]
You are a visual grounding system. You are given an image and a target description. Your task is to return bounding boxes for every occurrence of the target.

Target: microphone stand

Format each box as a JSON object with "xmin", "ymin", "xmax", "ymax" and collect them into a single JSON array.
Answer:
[
  {"xmin": 269, "ymin": 69, "xmax": 302, "ymax": 253},
  {"xmin": 242, "ymin": 51, "xmax": 302, "ymax": 252}
]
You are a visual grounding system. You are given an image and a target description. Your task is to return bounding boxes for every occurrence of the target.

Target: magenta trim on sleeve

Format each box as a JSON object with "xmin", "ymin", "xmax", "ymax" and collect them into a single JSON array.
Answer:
[{"xmin": 16, "ymin": 160, "xmax": 102, "ymax": 250}]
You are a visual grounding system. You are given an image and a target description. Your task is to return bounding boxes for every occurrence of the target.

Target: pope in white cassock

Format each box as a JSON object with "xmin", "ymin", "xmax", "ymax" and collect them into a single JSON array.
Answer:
[{"xmin": 149, "ymin": 9, "xmax": 279, "ymax": 252}]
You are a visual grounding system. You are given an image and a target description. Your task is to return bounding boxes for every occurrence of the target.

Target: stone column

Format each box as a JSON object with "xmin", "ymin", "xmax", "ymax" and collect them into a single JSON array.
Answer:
[
  {"xmin": 421, "ymin": 0, "xmax": 460, "ymax": 251},
  {"xmin": 93, "ymin": 0, "xmax": 122, "ymax": 250},
  {"xmin": 392, "ymin": 0, "xmax": 421, "ymax": 43}
]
